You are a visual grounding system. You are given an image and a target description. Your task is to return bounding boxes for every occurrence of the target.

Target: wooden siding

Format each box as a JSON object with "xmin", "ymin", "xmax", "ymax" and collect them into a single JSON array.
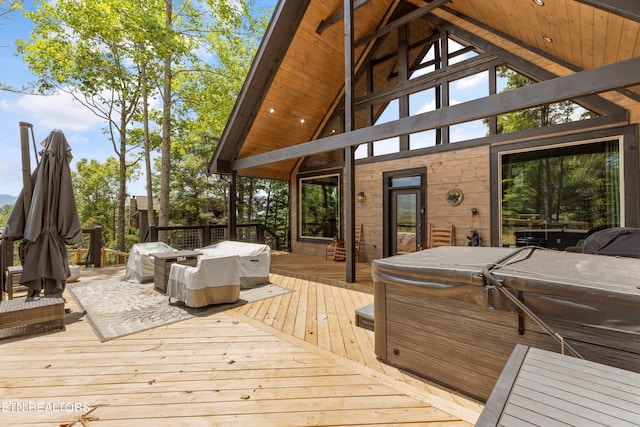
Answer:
[{"xmin": 291, "ymin": 145, "xmax": 491, "ymax": 261}]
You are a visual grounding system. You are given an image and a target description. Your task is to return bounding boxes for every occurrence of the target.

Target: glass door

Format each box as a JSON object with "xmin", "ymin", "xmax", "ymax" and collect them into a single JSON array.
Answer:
[
  {"xmin": 384, "ymin": 168, "xmax": 425, "ymax": 257},
  {"xmin": 391, "ymin": 189, "xmax": 420, "ymax": 255}
]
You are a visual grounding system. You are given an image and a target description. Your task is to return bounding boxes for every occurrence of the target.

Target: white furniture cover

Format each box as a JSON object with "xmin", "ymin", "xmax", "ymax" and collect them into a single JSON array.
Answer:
[
  {"xmin": 124, "ymin": 242, "xmax": 177, "ymax": 283},
  {"xmin": 196, "ymin": 241, "xmax": 271, "ymax": 288},
  {"xmin": 167, "ymin": 255, "xmax": 241, "ymax": 308}
]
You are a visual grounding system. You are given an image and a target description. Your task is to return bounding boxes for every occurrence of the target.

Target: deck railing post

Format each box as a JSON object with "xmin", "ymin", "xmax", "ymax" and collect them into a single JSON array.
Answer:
[
  {"xmin": 203, "ymin": 225, "xmax": 211, "ymax": 247},
  {"xmin": 149, "ymin": 225, "xmax": 158, "ymax": 243},
  {"xmin": 256, "ymin": 225, "xmax": 265, "ymax": 244},
  {"xmin": 92, "ymin": 226, "xmax": 102, "ymax": 267}
]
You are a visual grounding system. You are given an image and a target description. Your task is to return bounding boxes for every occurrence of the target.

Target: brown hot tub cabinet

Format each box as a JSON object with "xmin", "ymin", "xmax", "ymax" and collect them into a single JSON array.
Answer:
[{"xmin": 372, "ymin": 247, "xmax": 640, "ymax": 402}]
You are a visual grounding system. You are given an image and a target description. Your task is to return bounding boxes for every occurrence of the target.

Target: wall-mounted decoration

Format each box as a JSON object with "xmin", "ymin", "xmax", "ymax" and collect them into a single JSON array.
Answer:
[{"xmin": 446, "ymin": 188, "xmax": 464, "ymax": 206}]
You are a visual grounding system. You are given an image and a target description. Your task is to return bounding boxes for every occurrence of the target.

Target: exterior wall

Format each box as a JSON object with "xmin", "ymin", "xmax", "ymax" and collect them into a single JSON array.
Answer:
[{"xmin": 290, "ymin": 145, "xmax": 491, "ymax": 263}]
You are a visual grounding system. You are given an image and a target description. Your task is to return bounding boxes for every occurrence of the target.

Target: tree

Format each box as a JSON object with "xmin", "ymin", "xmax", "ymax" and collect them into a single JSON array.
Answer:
[
  {"xmin": 72, "ymin": 157, "xmax": 140, "ymax": 248},
  {"xmin": 18, "ymin": 0, "xmax": 280, "ymax": 249},
  {"xmin": 16, "ymin": 0, "xmax": 150, "ymax": 250}
]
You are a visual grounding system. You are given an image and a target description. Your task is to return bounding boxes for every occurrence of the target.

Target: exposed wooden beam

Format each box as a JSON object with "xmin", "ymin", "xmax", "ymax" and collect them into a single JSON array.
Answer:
[
  {"xmin": 316, "ymin": 0, "xmax": 370, "ymax": 35},
  {"xmin": 231, "ymin": 56, "xmax": 640, "ymax": 171},
  {"xmin": 575, "ymin": 0, "xmax": 640, "ymax": 23},
  {"xmin": 344, "ymin": 0, "xmax": 356, "ymax": 283},
  {"xmin": 354, "ymin": 0, "xmax": 451, "ymax": 48}
]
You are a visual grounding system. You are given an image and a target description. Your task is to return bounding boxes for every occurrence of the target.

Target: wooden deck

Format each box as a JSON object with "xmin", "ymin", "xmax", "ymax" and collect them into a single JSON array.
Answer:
[{"xmin": 0, "ymin": 253, "xmax": 483, "ymax": 426}]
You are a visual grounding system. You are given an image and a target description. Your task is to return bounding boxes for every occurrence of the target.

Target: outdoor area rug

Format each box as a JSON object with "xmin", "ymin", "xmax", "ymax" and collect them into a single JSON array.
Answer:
[{"xmin": 68, "ymin": 279, "xmax": 294, "ymax": 341}]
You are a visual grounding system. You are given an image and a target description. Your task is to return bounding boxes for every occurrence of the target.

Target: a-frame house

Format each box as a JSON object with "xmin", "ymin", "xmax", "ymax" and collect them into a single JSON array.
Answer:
[{"xmin": 210, "ymin": 0, "xmax": 640, "ymax": 282}]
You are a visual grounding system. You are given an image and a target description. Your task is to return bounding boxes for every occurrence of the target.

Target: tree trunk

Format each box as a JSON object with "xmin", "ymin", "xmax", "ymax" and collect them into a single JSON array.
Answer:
[
  {"xmin": 159, "ymin": 0, "xmax": 172, "ymax": 237},
  {"xmin": 141, "ymin": 59, "xmax": 155, "ymax": 230},
  {"xmin": 117, "ymin": 120, "xmax": 127, "ymax": 252}
]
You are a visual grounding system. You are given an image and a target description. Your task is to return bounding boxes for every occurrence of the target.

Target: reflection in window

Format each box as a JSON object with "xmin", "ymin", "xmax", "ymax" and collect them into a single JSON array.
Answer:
[
  {"xmin": 391, "ymin": 175, "xmax": 421, "ymax": 187},
  {"xmin": 500, "ymin": 139, "xmax": 621, "ymax": 248},
  {"xmin": 299, "ymin": 174, "xmax": 340, "ymax": 239}
]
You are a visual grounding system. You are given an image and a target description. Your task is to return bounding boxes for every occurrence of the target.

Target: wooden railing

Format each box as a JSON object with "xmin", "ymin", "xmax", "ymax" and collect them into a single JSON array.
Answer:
[
  {"xmin": 147, "ymin": 223, "xmax": 283, "ymax": 251},
  {"xmin": 1, "ymin": 226, "xmax": 103, "ymax": 291}
]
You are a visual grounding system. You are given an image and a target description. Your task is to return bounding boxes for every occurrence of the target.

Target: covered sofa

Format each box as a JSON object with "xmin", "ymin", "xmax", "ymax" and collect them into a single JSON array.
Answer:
[
  {"xmin": 195, "ymin": 241, "xmax": 271, "ymax": 288},
  {"xmin": 166, "ymin": 255, "xmax": 241, "ymax": 308},
  {"xmin": 124, "ymin": 242, "xmax": 177, "ymax": 283}
]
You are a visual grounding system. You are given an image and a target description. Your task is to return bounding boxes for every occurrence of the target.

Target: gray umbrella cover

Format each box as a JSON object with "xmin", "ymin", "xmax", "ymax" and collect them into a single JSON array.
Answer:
[{"xmin": 4, "ymin": 130, "xmax": 83, "ymax": 295}]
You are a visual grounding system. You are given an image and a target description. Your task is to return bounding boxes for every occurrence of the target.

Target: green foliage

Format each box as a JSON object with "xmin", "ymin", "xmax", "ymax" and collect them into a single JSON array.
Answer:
[
  {"xmin": 237, "ymin": 177, "xmax": 289, "ymax": 244},
  {"xmin": 0, "ymin": 204, "xmax": 13, "ymax": 227},
  {"xmin": 497, "ymin": 66, "xmax": 619, "ymax": 245},
  {"xmin": 72, "ymin": 157, "xmax": 140, "ymax": 248},
  {"xmin": 16, "ymin": 0, "xmax": 284, "ymax": 247}
]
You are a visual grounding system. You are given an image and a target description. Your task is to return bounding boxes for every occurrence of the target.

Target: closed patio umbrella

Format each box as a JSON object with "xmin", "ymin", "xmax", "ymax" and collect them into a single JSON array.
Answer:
[{"xmin": 4, "ymin": 129, "xmax": 83, "ymax": 297}]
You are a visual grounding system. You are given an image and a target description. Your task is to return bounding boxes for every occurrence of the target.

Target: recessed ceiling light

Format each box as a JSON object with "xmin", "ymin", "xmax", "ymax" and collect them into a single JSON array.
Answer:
[
  {"xmin": 300, "ymin": 118, "xmax": 305, "ymax": 124},
  {"xmin": 533, "ymin": 0, "xmax": 544, "ymax": 6},
  {"xmin": 269, "ymin": 108, "xmax": 275, "ymax": 114},
  {"xmin": 543, "ymin": 35, "xmax": 553, "ymax": 43}
]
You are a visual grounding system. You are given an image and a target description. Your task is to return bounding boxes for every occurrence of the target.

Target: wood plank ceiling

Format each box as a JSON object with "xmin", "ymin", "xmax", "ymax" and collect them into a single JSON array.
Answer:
[{"xmin": 212, "ymin": 0, "xmax": 640, "ymax": 180}]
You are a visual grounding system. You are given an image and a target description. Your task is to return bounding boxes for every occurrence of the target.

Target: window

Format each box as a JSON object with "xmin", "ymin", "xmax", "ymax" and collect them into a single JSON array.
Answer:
[
  {"xmin": 500, "ymin": 138, "xmax": 622, "ymax": 248},
  {"xmin": 299, "ymin": 173, "xmax": 340, "ymax": 239}
]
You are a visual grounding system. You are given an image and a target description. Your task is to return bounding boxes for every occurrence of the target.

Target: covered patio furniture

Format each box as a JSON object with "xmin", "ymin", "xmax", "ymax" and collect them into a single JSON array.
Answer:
[
  {"xmin": 582, "ymin": 226, "xmax": 640, "ymax": 258},
  {"xmin": 196, "ymin": 241, "xmax": 271, "ymax": 288},
  {"xmin": 166, "ymin": 255, "xmax": 241, "ymax": 308},
  {"xmin": 124, "ymin": 242, "xmax": 176, "ymax": 283}
]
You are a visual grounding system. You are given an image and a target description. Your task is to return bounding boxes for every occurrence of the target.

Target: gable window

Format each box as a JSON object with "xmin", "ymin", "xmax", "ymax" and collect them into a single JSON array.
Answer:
[
  {"xmin": 298, "ymin": 173, "xmax": 340, "ymax": 240},
  {"xmin": 499, "ymin": 137, "xmax": 622, "ymax": 249}
]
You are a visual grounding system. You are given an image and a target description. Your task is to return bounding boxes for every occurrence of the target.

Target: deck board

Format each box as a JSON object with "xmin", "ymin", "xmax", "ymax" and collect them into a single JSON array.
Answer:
[{"xmin": 0, "ymin": 254, "xmax": 483, "ymax": 426}]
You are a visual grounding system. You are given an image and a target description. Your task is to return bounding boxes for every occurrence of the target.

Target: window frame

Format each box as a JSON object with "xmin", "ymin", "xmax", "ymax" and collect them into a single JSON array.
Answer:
[
  {"xmin": 490, "ymin": 125, "xmax": 639, "ymax": 247},
  {"xmin": 297, "ymin": 170, "xmax": 342, "ymax": 243}
]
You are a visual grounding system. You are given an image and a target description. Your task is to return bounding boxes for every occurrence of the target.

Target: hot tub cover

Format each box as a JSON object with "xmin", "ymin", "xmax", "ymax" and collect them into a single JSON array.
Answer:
[
  {"xmin": 196, "ymin": 241, "xmax": 271, "ymax": 288},
  {"xmin": 372, "ymin": 246, "xmax": 640, "ymax": 333},
  {"xmin": 124, "ymin": 242, "xmax": 177, "ymax": 283}
]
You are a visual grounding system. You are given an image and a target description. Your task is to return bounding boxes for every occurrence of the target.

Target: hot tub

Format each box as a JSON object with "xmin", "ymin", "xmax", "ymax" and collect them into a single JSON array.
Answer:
[{"xmin": 372, "ymin": 246, "xmax": 640, "ymax": 401}]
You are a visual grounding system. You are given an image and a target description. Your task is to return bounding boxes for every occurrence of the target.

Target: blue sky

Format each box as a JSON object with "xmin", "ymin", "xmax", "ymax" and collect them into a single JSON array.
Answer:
[
  {"xmin": 0, "ymin": 1, "xmax": 116, "ymax": 196},
  {"xmin": 0, "ymin": 0, "xmax": 276, "ymax": 197}
]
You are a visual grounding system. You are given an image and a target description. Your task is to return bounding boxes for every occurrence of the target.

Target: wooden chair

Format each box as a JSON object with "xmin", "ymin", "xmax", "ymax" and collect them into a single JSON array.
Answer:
[
  {"xmin": 427, "ymin": 224, "xmax": 455, "ymax": 248},
  {"xmin": 333, "ymin": 224, "xmax": 363, "ymax": 261},
  {"xmin": 325, "ymin": 236, "xmax": 343, "ymax": 260}
]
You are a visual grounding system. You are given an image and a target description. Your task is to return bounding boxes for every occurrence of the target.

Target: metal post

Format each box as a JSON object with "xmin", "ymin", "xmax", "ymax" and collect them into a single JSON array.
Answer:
[{"xmin": 19, "ymin": 122, "xmax": 34, "ymax": 217}]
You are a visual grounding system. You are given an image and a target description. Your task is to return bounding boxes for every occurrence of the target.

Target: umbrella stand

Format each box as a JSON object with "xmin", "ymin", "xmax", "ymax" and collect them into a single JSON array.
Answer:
[{"xmin": 19, "ymin": 122, "xmax": 34, "ymax": 218}]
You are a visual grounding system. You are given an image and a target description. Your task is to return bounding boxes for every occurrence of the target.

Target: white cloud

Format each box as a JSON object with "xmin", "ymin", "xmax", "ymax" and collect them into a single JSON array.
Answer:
[
  {"xmin": 454, "ymin": 72, "xmax": 487, "ymax": 90},
  {"xmin": 15, "ymin": 90, "xmax": 104, "ymax": 132},
  {"xmin": 414, "ymin": 99, "xmax": 437, "ymax": 115}
]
